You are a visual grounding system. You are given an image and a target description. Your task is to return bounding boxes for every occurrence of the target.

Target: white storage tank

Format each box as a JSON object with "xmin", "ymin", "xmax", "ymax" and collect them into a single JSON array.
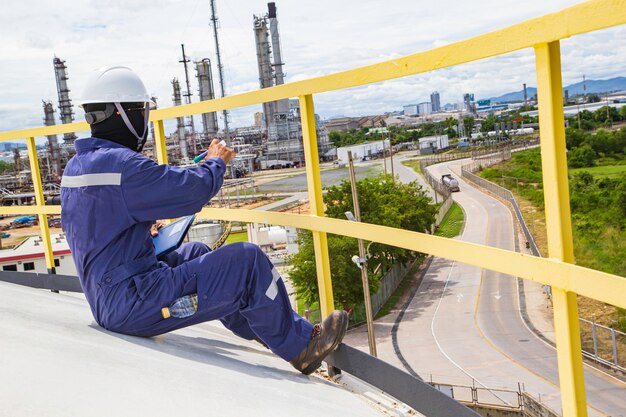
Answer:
[{"xmin": 188, "ymin": 222, "xmax": 224, "ymax": 247}]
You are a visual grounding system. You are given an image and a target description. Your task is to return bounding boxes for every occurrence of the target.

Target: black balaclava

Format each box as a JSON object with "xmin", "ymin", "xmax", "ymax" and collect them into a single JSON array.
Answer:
[{"xmin": 84, "ymin": 102, "xmax": 148, "ymax": 152}]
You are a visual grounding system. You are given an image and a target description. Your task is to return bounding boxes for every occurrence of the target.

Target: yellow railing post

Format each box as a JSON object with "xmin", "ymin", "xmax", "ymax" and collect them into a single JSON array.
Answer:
[
  {"xmin": 299, "ymin": 94, "xmax": 335, "ymax": 317},
  {"xmin": 535, "ymin": 41, "xmax": 587, "ymax": 417},
  {"xmin": 26, "ymin": 137, "xmax": 56, "ymax": 274},
  {"xmin": 153, "ymin": 120, "xmax": 169, "ymax": 165}
]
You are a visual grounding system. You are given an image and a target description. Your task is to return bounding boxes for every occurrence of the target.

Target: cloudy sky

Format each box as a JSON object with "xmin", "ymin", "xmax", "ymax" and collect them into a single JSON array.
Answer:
[{"xmin": 1, "ymin": 0, "xmax": 624, "ymax": 139}]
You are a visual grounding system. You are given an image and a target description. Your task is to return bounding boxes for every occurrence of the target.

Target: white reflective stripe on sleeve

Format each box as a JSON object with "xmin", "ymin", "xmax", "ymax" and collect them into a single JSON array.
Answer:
[
  {"xmin": 265, "ymin": 267, "xmax": 282, "ymax": 301},
  {"xmin": 61, "ymin": 173, "xmax": 122, "ymax": 188}
]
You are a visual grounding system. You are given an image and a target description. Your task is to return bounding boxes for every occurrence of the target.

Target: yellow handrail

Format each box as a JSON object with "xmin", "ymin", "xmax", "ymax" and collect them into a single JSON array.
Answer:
[{"xmin": 1, "ymin": 1, "xmax": 625, "ymax": 415}]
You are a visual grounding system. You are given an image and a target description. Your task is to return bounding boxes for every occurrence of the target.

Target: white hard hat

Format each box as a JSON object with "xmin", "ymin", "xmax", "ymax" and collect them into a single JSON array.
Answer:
[{"xmin": 78, "ymin": 66, "xmax": 155, "ymax": 107}]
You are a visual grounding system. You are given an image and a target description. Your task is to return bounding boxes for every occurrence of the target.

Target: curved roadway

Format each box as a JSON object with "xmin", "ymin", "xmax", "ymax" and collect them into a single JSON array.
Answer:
[{"xmin": 346, "ymin": 154, "xmax": 626, "ymax": 416}]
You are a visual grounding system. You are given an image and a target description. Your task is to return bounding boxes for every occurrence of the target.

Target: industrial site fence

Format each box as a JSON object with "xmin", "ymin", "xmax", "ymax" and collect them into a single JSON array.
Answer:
[
  {"xmin": 1, "ymin": 2, "xmax": 625, "ymax": 416},
  {"xmin": 347, "ymin": 260, "xmax": 415, "ymax": 327},
  {"xmin": 462, "ymin": 157, "xmax": 626, "ymax": 374},
  {"xmin": 579, "ymin": 318, "xmax": 626, "ymax": 372}
]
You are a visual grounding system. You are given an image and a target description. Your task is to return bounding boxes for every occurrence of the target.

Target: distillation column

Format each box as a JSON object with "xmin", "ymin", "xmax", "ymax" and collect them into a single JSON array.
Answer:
[
  {"xmin": 196, "ymin": 59, "xmax": 219, "ymax": 140},
  {"xmin": 253, "ymin": 14, "xmax": 275, "ymax": 128},
  {"xmin": 42, "ymin": 101, "xmax": 62, "ymax": 180},
  {"xmin": 53, "ymin": 57, "xmax": 77, "ymax": 145},
  {"xmin": 268, "ymin": 2, "xmax": 289, "ymax": 114}
]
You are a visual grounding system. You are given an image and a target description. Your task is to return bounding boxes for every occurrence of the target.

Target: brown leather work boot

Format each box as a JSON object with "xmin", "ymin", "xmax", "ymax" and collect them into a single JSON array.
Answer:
[{"xmin": 290, "ymin": 310, "xmax": 348, "ymax": 375}]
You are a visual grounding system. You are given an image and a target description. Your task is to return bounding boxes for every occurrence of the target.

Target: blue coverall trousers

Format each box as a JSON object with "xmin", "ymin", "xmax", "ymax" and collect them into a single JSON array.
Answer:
[{"xmin": 128, "ymin": 241, "xmax": 313, "ymax": 362}]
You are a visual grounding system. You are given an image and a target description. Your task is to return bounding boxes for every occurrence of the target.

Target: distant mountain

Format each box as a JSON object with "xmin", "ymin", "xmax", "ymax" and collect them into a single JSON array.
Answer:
[
  {"xmin": 563, "ymin": 77, "xmax": 626, "ymax": 95},
  {"xmin": 488, "ymin": 87, "xmax": 537, "ymax": 103},
  {"xmin": 486, "ymin": 76, "xmax": 626, "ymax": 103}
]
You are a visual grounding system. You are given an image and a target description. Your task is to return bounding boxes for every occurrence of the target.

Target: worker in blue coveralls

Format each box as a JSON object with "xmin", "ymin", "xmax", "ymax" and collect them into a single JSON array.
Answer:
[{"xmin": 61, "ymin": 66, "xmax": 347, "ymax": 375}]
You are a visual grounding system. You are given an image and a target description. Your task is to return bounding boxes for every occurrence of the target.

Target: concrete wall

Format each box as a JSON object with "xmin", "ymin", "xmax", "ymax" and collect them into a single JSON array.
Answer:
[
  {"xmin": 522, "ymin": 393, "xmax": 560, "ymax": 417},
  {"xmin": 466, "ymin": 405, "xmax": 522, "ymax": 417},
  {"xmin": 370, "ymin": 261, "xmax": 413, "ymax": 317}
]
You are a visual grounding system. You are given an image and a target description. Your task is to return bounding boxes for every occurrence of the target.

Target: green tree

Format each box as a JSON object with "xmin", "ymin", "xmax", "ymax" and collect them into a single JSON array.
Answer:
[
  {"xmin": 289, "ymin": 173, "xmax": 437, "ymax": 309},
  {"xmin": 463, "ymin": 116, "xmax": 475, "ymax": 136},
  {"xmin": 565, "ymin": 127, "xmax": 589, "ymax": 150},
  {"xmin": 480, "ymin": 114, "xmax": 498, "ymax": 133},
  {"xmin": 593, "ymin": 106, "xmax": 619, "ymax": 126},
  {"xmin": 567, "ymin": 144, "xmax": 596, "ymax": 168},
  {"xmin": 0, "ymin": 161, "xmax": 14, "ymax": 174}
]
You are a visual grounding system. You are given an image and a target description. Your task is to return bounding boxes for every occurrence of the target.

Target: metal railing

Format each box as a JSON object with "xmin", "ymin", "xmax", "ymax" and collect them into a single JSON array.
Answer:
[
  {"xmin": 429, "ymin": 380, "xmax": 524, "ymax": 410},
  {"xmin": 461, "ymin": 152, "xmax": 542, "ymax": 258},
  {"xmin": 1, "ymin": 2, "xmax": 625, "ymax": 415},
  {"xmin": 579, "ymin": 318, "xmax": 626, "ymax": 372}
]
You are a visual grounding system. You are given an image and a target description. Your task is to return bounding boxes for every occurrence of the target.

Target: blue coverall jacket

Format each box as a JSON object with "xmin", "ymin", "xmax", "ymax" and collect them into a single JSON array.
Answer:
[{"xmin": 61, "ymin": 138, "xmax": 311, "ymax": 361}]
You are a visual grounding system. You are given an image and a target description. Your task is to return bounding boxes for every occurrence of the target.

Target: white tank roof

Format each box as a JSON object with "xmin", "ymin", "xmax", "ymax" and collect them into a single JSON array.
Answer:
[{"xmin": 0, "ymin": 281, "xmax": 389, "ymax": 417}]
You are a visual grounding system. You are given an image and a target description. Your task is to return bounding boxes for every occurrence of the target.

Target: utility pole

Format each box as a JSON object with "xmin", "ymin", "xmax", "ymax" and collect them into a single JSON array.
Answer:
[
  {"xmin": 209, "ymin": 0, "xmax": 230, "ymax": 145},
  {"xmin": 382, "ymin": 134, "xmax": 387, "ymax": 175},
  {"xmin": 209, "ymin": 0, "xmax": 237, "ymax": 181},
  {"xmin": 606, "ymin": 94, "xmax": 611, "ymax": 127},
  {"xmin": 388, "ymin": 132, "xmax": 395, "ymax": 180},
  {"xmin": 347, "ymin": 150, "xmax": 377, "ymax": 357}
]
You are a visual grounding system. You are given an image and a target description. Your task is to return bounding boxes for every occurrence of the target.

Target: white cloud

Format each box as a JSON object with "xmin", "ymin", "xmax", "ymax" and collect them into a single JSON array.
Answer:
[{"xmin": 0, "ymin": 0, "xmax": 624, "ymax": 138}]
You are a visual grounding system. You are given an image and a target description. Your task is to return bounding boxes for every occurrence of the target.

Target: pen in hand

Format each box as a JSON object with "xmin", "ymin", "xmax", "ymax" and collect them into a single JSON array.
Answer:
[{"xmin": 193, "ymin": 140, "xmax": 227, "ymax": 163}]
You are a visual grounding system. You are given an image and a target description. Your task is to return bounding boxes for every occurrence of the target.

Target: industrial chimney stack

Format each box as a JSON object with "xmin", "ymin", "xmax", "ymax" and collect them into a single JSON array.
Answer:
[
  {"xmin": 268, "ymin": 3, "xmax": 288, "ymax": 114},
  {"xmin": 171, "ymin": 78, "xmax": 188, "ymax": 159},
  {"xmin": 53, "ymin": 57, "xmax": 77, "ymax": 144}
]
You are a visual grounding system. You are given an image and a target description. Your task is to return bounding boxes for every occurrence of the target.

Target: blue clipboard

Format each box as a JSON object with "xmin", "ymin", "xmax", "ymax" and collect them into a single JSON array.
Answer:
[{"xmin": 152, "ymin": 215, "xmax": 196, "ymax": 258}]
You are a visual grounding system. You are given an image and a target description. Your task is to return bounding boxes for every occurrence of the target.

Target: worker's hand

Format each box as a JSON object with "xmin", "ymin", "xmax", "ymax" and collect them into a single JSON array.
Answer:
[
  {"xmin": 206, "ymin": 139, "xmax": 236, "ymax": 165},
  {"xmin": 150, "ymin": 220, "xmax": 166, "ymax": 237}
]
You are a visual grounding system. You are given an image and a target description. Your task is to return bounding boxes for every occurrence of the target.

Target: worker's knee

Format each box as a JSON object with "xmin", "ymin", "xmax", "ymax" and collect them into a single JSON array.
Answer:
[
  {"xmin": 232, "ymin": 241, "xmax": 264, "ymax": 261},
  {"xmin": 185, "ymin": 241, "xmax": 211, "ymax": 256}
]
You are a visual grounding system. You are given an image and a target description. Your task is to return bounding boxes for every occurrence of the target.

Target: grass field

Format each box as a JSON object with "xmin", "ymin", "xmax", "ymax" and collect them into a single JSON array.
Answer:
[
  {"xmin": 401, "ymin": 159, "xmax": 422, "ymax": 175},
  {"xmin": 225, "ymin": 230, "xmax": 248, "ymax": 245},
  {"xmin": 569, "ymin": 164, "xmax": 626, "ymax": 178},
  {"xmin": 435, "ymin": 202, "xmax": 464, "ymax": 238}
]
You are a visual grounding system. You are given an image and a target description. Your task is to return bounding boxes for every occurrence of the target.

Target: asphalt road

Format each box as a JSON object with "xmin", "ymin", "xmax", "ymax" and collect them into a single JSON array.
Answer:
[
  {"xmin": 362, "ymin": 154, "xmax": 626, "ymax": 415},
  {"xmin": 257, "ymin": 164, "xmax": 382, "ymax": 193}
]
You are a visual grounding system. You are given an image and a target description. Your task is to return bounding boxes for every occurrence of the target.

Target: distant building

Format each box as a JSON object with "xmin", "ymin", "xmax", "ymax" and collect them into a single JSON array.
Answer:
[
  {"xmin": 0, "ymin": 142, "xmax": 27, "ymax": 151},
  {"xmin": 336, "ymin": 139, "xmax": 390, "ymax": 164},
  {"xmin": 418, "ymin": 135, "xmax": 449, "ymax": 154},
  {"xmin": 418, "ymin": 102, "xmax": 432, "ymax": 115},
  {"xmin": 0, "ymin": 234, "xmax": 76, "ymax": 275},
  {"xmin": 324, "ymin": 117, "xmax": 360, "ymax": 132},
  {"xmin": 430, "ymin": 91, "xmax": 441, "ymax": 112},
  {"xmin": 254, "ymin": 112, "xmax": 263, "ymax": 127},
  {"xmin": 403, "ymin": 104, "xmax": 418, "ymax": 116},
  {"xmin": 384, "ymin": 115, "xmax": 417, "ymax": 127},
  {"xmin": 463, "ymin": 93, "xmax": 475, "ymax": 113},
  {"xmin": 324, "ymin": 115, "xmax": 386, "ymax": 132}
]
